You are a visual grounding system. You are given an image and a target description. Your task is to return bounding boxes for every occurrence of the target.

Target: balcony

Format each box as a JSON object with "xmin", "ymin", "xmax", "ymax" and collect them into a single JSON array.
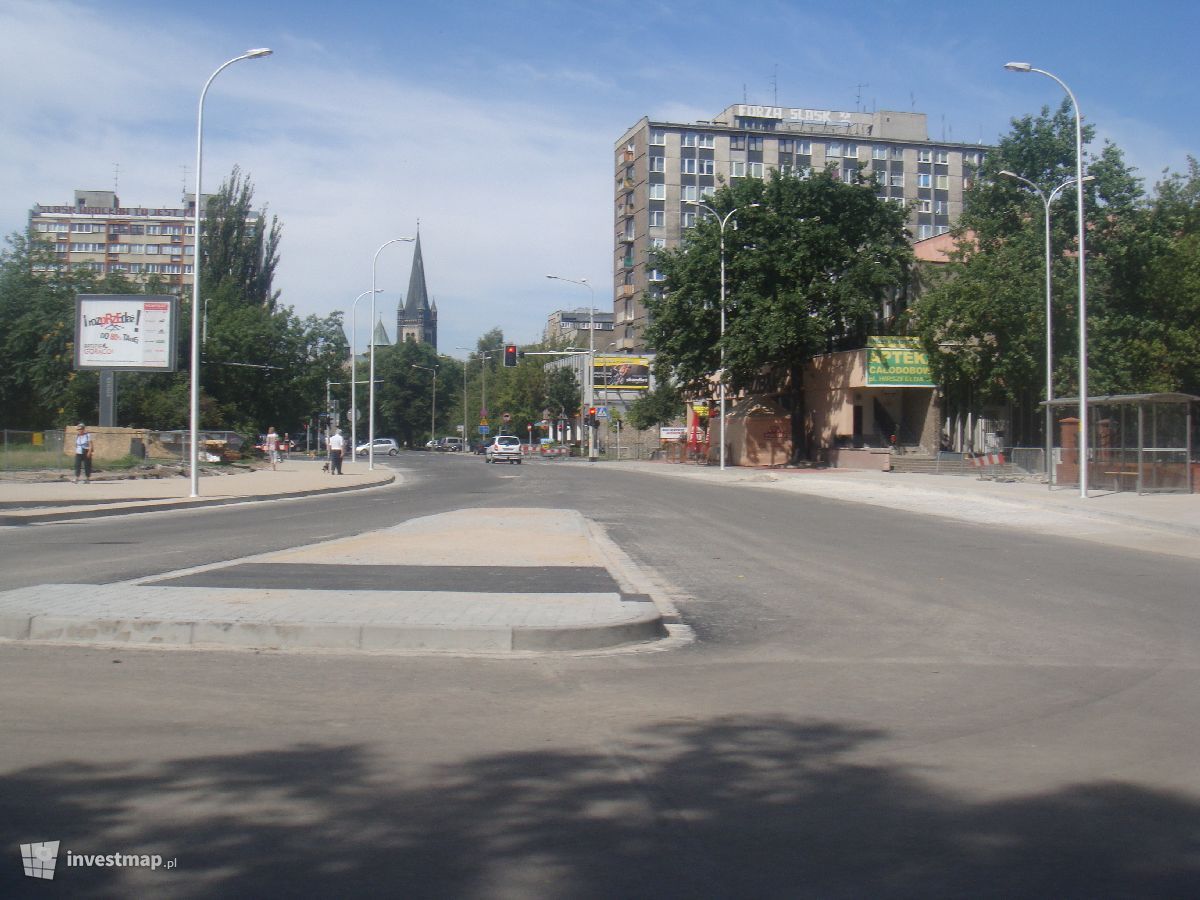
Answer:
[
  {"xmin": 620, "ymin": 256, "xmax": 635, "ymax": 269},
  {"xmin": 620, "ymin": 284, "xmax": 635, "ymax": 298},
  {"xmin": 617, "ymin": 232, "xmax": 635, "ymax": 244}
]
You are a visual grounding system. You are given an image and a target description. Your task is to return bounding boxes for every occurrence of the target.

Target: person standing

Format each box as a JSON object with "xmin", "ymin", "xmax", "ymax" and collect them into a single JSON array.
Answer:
[
  {"xmin": 264, "ymin": 426, "xmax": 279, "ymax": 471},
  {"xmin": 328, "ymin": 427, "xmax": 345, "ymax": 475},
  {"xmin": 73, "ymin": 423, "xmax": 93, "ymax": 483}
]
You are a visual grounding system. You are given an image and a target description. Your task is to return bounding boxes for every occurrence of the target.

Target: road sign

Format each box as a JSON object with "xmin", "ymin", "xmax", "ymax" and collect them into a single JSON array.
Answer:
[
  {"xmin": 595, "ymin": 406, "xmax": 610, "ymax": 419},
  {"xmin": 478, "ymin": 425, "xmax": 490, "ymax": 435}
]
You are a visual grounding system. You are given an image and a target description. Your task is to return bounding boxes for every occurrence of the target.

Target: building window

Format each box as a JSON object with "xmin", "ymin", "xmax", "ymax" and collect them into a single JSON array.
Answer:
[
  {"xmin": 934, "ymin": 200, "xmax": 948, "ymax": 215},
  {"xmin": 681, "ymin": 211, "xmax": 696, "ymax": 228},
  {"xmin": 648, "ymin": 184, "xmax": 666, "ymax": 200},
  {"xmin": 935, "ymin": 150, "xmax": 949, "ymax": 165},
  {"xmin": 700, "ymin": 159, "xmax": 715, "ymax": 175},
  {"xmin": 917, "ymin": 173, "xmax": 932, "ymax": 188},
  {"xmin": 700, "ymin": 184, "xmax": 716, "ymax": 199},
  {"xmin": 36, "ymin": 222, "xmax": 69, "ymax": 233},
  {"xmin": 845, "ymin": 144, "xmax": 858, "ymax": 159},
  {"xmin": 682, "ymin": 132, "xmax": 698, "ymax": 147},
  {"xmin": 917, "ymin": 149, "xmax": 932, "ymax": 162},
  {"xmin": 649, "ymin": 269, "xmax": 665, "ymax": 282},
  {"xmin": 872, "ymin": 146, "xmax": 888, "ymax": 159},
  {"xmin": 918, "ymin": 199, "xmax": 931, "ymax": 213},
  {"xmin": 891, "ymin": 146, "xmax": 905, "ymax": 159},
  {"xmin": 651, "ymin": 237, "xmax": 666, "ymax": 249},
  {"xmin": 730, "ymin": 161, "xmax": 746, "ymax": 177},
  {"xmin": 828, "ymin": 142, "xmax": 843, "ymax": 157},
  {"xmin": 748, "ymin": 161, "xmax": 764, "ymax": 178},
  {"xmin": 918, "ymin": 224, "xmax": 933, "ymax": 239},
  {"xmin": 698, "ymin": 133, "xmax": 714, "ymax": 148},
  {"xmin": 798, "ymin": 141, "xmax": 812, "ymax": 155},
  {"xmin": 649, "ymin": 155, "xmax": 665, "ymax": 172},
  {"xmin": 681, "ymin": 184, "xmax": 698, "ymax": 201},
  {"xmin": 890, "ymin": 173, "xmax": 905, "ymax": 188},
  {"xmin": 650, "ymin": 129, "xmax": 666, "ymax": 146},
  {"xmin": 842, "ymin": 167, "xmax": 857, "ymax": 184},
  {"xmin": 649, "ymin": 210, "xmax": 665, "ymax": 227},
  {"xmin": 778, "ymin": 139, "xmax": 794, "ymax": 153},
  {"xmin": 731, "ymin": 135, "xmax": 746, "ymax": 150},
  {"xmin": 936, "ymin": 174, "xmax": 949, "ymax": 190},
  {"xmin": 681, "ymin": 158, "xmax": 697, "ymax": 175},
  {"xmin": 936, "ymin": 225, "xmax": 950, "ymax": 236},
  {"xmin": 70, "ymin": 223, "xmax": 102, "ymax": 233},
  {"xmin": 748, "ymin": 136, "xmax": 763, "ymax": 151}
]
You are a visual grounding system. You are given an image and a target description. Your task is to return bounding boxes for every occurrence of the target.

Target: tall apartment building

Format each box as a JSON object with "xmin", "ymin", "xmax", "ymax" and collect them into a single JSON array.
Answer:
[
  {"xmin": 28, "ymin": 189, "xmax": 261, "ymax": 294},
  {"xmin": 613, "ymin": 104, "xmax": 987, "ymax": 351}
]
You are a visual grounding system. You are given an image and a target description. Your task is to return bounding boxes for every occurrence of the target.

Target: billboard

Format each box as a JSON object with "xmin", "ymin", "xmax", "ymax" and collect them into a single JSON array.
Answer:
[
  {"xmin": 866, "ymin": 336, "xmax": 934, "ymax": 387},
  {"xmin": 75, "ymin": 294, "xmax": 179, "ymax": 372},
  {"xmin": 594, "ymin": 355, "xmax": 650, "ymax": 391}
]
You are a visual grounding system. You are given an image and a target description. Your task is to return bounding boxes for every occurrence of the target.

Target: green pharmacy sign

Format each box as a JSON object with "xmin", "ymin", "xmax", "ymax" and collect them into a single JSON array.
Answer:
[{"xmin": 866, "ymin": 337, "xmax": 934, "ymax": 387}]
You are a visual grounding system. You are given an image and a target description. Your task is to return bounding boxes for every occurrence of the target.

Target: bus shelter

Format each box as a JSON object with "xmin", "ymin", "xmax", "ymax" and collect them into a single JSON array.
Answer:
[{"xmin": 1044, "ymin": 393, "xmax": 1197, "ymax": 494}]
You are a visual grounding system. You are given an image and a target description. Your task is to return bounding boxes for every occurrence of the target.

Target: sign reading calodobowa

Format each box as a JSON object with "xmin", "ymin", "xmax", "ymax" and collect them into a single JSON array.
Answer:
[{"xmin": 866, "ymin": 336, "xmax": 934, "ymax": 387}]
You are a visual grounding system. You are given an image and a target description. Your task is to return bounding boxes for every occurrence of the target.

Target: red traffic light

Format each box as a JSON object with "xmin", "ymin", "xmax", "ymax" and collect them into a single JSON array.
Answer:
[{"xmin": 503, "ymin": 344, "xmax": 518, "ymax": 367}]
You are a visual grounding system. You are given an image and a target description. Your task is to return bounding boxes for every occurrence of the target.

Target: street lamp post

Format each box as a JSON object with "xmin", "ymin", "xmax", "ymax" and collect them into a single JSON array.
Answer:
[
  {"xmin": 188, "ymin": 48, "xmax": 272, "ymax": 498},
  {"xmin": 684, "ymin": 202, "xmax": 759, "ymax": 471},
  {"xmin": 349, "ymin": 288, "xmax": 382, "ymax": 463},
  {"xmin": 369, "ymin": 237, "xmax": 415, "ymax": 469},
  {"xmin": 439, "ymin": 354, "xmax": 466, "ymax": 449},
  {"xmin": 1005, "ymin": 62, "xmax": 1090, "ymax": 498},
  {"xmin": 999, "ymin": 171, "xmax": 1093, "ymax": 487},
  {"xmin": 456, "ymin": 346, "xmax": 502, "ymax": 447},
  {"xmin": 546, "ymin": 275, "xmax": 597, "ymax": 460},
  {"xmin": 412, "ymin": 364, "xmax": 438, "ymax": 446}
]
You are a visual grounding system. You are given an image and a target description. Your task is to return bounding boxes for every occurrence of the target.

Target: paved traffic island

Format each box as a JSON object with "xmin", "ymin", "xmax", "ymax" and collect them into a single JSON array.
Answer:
[{"xmin": 0, "ymin": 509, "xmax": 677, "ymax": 655}]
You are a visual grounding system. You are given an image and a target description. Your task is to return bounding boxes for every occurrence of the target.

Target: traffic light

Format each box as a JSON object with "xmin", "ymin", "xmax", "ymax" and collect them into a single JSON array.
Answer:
[
  {"xmin": 503, "ymin": 344, "xmax": 518, "ymax": 367},
  {"xmin": 587, "ymin": 406, "xmax": 598, "ymax": 427}
]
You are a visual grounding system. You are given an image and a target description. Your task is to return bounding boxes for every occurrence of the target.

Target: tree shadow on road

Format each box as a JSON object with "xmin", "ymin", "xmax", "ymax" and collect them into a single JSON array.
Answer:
[{"xmin": 2, "ymin": 715, "xmax": 1198, "ymax": 897}]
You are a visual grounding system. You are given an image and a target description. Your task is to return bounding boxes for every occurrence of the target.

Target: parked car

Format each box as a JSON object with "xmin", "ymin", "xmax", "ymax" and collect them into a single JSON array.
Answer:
[
  {"xmin": 356, "ymin": 437, "xmax": 399, "ymax": 456},
  {"xmin": 437, "ymin": 437, "xmax": 464, "ymax": 452},
  {"xmin": 485, "ymin": 434, "xmax": 523, "ymax": 464}
]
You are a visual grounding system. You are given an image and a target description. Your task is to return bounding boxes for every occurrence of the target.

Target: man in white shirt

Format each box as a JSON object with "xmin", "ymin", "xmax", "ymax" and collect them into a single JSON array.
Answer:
[
  {"xmin": 328, "ymin": 427, "xmax": 345, "ymax": 475},
  {"xmin": 73, "ymin": 423, "xmax": 93, "ymax": 483}
]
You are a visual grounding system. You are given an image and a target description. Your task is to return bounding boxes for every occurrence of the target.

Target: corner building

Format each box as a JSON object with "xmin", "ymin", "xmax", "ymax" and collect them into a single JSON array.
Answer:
[{"xmin": 614, "ymin": 104, "xmax": 986, "ymax": 352}]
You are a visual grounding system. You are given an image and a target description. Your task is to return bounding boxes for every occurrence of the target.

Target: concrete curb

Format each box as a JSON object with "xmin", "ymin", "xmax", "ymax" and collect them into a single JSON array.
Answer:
[
  {"xmin": 0, "ymin": 474, "xmax": 396, "ymax": 526},
  {"xmin": 0, "ymin": 604, "xmax": 668, "ymax": 654}
]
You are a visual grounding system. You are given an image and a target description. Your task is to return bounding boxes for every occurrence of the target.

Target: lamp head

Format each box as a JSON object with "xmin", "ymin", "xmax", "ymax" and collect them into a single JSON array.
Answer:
[
  {"xmin": 245, "ymin": 48, "xmax": 273, "ymax": 58},
  {"xmin": 998, "ymin": 170, "xmax": 1018, "ymax": 178},
  {"xmin": 1004, "ymin": 61, "xmax": 1032, "ymax": 72}
]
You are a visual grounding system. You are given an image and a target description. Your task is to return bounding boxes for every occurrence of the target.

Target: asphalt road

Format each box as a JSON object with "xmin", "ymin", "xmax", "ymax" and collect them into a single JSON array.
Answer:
[{"xmin": 3, "ymin": 451, "xmax": 1199, "ymax": 897}]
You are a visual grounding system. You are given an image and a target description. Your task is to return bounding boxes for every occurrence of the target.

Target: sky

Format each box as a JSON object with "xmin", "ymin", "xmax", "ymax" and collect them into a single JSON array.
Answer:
[{"xmin": 2, "ymin": 0, "xmax": 1196, "ymax": 359}]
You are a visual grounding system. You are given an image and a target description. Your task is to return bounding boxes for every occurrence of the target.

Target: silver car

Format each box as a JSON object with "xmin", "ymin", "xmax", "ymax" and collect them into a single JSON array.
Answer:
[{"xmin": 485, "ymin": 435, "xmax": 522, "ymax": 464}]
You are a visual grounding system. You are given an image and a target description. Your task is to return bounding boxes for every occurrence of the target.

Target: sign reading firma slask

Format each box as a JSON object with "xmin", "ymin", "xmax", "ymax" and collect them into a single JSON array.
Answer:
[{"xmin": 74, "ymin": 294, "xmax": 178, "ymax": 372}]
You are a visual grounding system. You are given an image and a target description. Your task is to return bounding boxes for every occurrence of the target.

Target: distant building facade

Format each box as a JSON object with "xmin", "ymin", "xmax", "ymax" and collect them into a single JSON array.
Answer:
[
  {"xmin": 544, "ymin": 307, "xmax": 615, "ymax": 345},
  {"xmin": 613, "ymin": 104, "xmax": 988, "ymax": 351},
  {"xmin": 27, "ymin": 189, "xmax": 261, "ymax": 295},
  {"xmin": 395, "ymin": 232, "xmax": 437, "ymax": 348}
]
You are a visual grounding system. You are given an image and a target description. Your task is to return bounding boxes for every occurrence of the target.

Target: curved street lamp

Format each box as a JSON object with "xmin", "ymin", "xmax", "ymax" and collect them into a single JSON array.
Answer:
[
  {"xmin": 368, "ymin": 237, "xmax": 415, "ymax": 469},
  {"xmin": 546, "ymin": 274, "xmax": 598, "ymax": 461},
  {"xmin": 412, "ymin": 364, "xmax": 438, "ymax": 446},
  {"xmin": 1005, "ymin": 61, "xmax": 1090, "ymax": 498},
  {"xmin": 348, "ymin": 288, "xmax": 383, "ymax": 462},
  {"xmin": 189, "ymin": 48, "xmax": 272, "ymax": 497},
  {"xmin": 999, "ymin": 170, "xmax": 1094, "ymax": 487},
  {"xmin": 684, "ymin": 201, "xmax": 760, "ymax": 471}
]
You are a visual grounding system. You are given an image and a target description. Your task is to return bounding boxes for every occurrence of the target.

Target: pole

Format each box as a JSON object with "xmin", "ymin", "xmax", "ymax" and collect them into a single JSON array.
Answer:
[
  {"xmin": 189, "ymin": 48, "xmax": 272, "ymax": 498},
  {"xmin": 1005, "ymin": 62, "xmax": 1089, "ymax": 497},
  {"xmin": 369, "ymin": 237, "xmax": 414, "ymax": 469},
  {"xmin": 546, "ymin": 275, "xmax": 597, "ymax": 460},
  {"xmin": 349, "ymin": 289, "xmax": 380, "ymax": 464}
]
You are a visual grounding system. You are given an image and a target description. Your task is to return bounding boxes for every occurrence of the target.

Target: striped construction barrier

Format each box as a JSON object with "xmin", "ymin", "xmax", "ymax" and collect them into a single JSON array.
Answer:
[{"xmin": 970, "ymin": 452, "xmax": 1006, "ymax": 467}]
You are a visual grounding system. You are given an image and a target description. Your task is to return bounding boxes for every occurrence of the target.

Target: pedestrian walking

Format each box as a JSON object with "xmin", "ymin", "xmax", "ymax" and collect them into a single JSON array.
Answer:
[
  {"xmin": 329, "ymin": 427, "xmax": 345, "ymax": 475},
  {"xmin": 264, "ymin": 426, "xmax": 279, "ymax": 471},
  {"xmin": 73, "ymin": 423, "xmax": 93, "ymax": 483}
]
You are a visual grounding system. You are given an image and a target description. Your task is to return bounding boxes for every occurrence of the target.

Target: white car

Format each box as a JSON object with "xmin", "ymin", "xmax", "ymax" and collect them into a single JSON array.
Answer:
[
  {"xmin": 485, "ymin": 435, "xmax": 522, "ymax": 464},
  {"xmin": 356, "ymin": 438, "xmax": 399, "ymax": 456}
]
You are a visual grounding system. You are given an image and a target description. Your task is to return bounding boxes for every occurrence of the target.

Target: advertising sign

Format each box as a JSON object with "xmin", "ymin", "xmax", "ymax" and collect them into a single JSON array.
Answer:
[
  {"xmin": 594, "ymin": 355, "xmax": 650, "ymax": 390},
  {"xmin": 74, "ymin": 294, "xmax": 178, "ymax": 372},
  {"xmin": 866, "ymin": 336, "xmax": 934, "ymax": 387}
]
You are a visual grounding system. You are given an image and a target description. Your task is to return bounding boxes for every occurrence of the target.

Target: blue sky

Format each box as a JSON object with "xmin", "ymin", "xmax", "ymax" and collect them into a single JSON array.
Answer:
[{"xmin": 2, "ymin": 0, "xmax": 1196, "ymax": 358}]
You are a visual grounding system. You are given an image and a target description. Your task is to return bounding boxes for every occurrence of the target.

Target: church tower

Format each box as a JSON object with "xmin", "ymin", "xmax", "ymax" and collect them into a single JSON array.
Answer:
[{"xmin": 396, "ymin": 231, "xmax": 437, "ymax": 348}]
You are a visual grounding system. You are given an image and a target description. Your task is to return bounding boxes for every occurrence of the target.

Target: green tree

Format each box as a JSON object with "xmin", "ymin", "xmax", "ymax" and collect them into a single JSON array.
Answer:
[
  {"xmin": 627, "ymin": 379, "xmax": 683, "ymax": 431},
  {"xmin": 647, "ymin": 168, "xmax": 911, "ymax": 452}
]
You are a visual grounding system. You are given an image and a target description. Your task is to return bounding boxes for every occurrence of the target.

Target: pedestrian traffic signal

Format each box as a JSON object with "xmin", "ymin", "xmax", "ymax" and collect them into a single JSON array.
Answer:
[{"xmin": 503, "ymin": 344, "xmax": 518, "ymax": 367}]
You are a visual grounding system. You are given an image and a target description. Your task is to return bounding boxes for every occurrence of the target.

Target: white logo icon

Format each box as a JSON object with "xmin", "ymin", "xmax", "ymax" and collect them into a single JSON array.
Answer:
[{"xmin": 20, "ymin": 841, "xmax": 60, "ymax": 880}]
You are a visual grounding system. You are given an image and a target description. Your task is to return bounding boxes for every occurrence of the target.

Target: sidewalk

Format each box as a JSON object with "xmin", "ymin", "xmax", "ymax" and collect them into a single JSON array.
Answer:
[{"xmin": 0, "ymin": 458, "xmax": 395, "ymax": 525}]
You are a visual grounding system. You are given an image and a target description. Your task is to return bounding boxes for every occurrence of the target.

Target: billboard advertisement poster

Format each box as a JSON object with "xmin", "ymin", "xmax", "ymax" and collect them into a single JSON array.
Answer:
[
  {"xmin": 594, "ymin": 355, "xmax": 650, "ymax": 390},
  {"xmin": 866, "ymin": 336, "xmax": 934, "ymax": 387},
  {"xmin": 75, "ymin": 294, "xmax": 179, "ymax": 372}
]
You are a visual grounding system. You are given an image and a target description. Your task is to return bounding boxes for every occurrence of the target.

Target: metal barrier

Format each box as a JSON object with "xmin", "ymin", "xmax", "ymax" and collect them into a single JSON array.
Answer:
[{"xmin": 0, "ymin": 429, "xmax": 68, "ymax": 472}]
